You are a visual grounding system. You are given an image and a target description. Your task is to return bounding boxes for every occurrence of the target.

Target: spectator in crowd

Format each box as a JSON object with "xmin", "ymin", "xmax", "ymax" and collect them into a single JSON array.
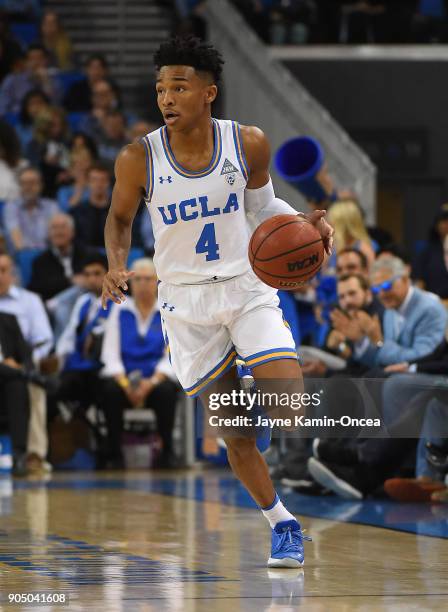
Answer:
[
  {"xmin": 413, "ymin": 203, "xmax": 448, "ymax": 300},
  {"xmin": 335, "ymin": 247, "xmax": 369, "ymax": 279},
  {"xmin": 16, "ymin": 88, "xmax": 50, "ymax": 149},
  {"xmin": 4, "ymin": 167, "xmax": 58, "ymax": 251},
  {"xmin": 70, "ymin": 162, "xmax": 111, "ymax": 249},
  {"xmin": 356, "ymin": 255, "xmax": 447, "ymax": 369},
  {"xmin": 50, "ymin": 254, "xmax": 111, "ymax": 450},
  {"xmin": 77, "ymin": 79, "xmax": 121, "ymax": 142},
  {"xmin": 56, "ymin": 144, "xmax": 94, "ymax": 211},
  {"xmin": 28, "ymin": 213, "xmax": 86, "ymax": 302},
  {"xmin": 0, "ymin": 251, "xmax": 53, "ymax": 473},
  {"xmin": 0, "ymin": 10, "xmax": 22, "ymax": 84},
  {"xmin": 129, "ymin": 120, "xmax": 158, "ymax": 141},
  {"xmin": 0, "ymin": 118, "xmax": 21, "ymax": 201},
  {"xmin": 327, "ymin": 200, "xmax": 376, "ymax": 266},
  {"xmin": 301, "ymin": 273, "xmax": 384, "ymax": 377},
  {"xmin": 0, "ymin": 311, "xmax": 31, "ymax": 477},
  {"xmin": 63, "ymin": 54, "xmax": 111, "ymax": 113},
  {"xmin": 26, "ymin": 106, "xmax": 71, "ymax": 197},
  {"xmin": 0, "ymin": 44, "xmax": 62, "ymax": 115},
  {"xmin": 70, "ymin": 131, "xmax": 98, "ymax": 161},
  {"xmin": 39, "ymin": 10, "xmax": 73, "ymax": 70},
  {"xmin": 101, "ymin": 258, "xmax": 179, "ymax": 469},
  {"xmin": 97, "ymin": 110, "xmax": 129, "ymax": 166}
]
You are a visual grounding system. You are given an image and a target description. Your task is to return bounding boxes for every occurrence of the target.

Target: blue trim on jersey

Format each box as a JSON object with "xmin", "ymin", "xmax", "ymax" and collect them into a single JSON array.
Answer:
[
  {"xmin": 184, "ymin": 347, "xmax": 237, "ymax": 397},
  {"xmin": 141, "ymin": 136, "xmax": 154, "ymax": 201},
  {"xmin": 232, "ymin": 121, "xmax": 249, "ymax": 181},
  {"xmin": 243, "ymin": 347, "xmax": 298, "ymax": 369},
  {"xmin": 160, "ymin": 119, "xmax": 222, "ymax": 179}
]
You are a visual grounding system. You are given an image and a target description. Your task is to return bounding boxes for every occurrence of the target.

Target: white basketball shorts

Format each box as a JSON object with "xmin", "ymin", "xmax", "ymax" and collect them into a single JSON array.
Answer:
[{"xmin": 158, "ymin": 269, "xmax": 297, "ymax": 397}]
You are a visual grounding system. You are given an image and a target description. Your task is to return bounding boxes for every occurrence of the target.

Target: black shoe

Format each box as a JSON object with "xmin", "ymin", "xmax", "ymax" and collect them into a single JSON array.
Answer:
[
  {"xmin": 12, "ymin": 454, "xmax": 28, "ymax": 478},
  {"xmin": 307, "ymin": 457, "xmax": 365, "ymax": 499},
  {"xmin": 312, "ymin": 438, "xmax": 358, "ymax": 465}
]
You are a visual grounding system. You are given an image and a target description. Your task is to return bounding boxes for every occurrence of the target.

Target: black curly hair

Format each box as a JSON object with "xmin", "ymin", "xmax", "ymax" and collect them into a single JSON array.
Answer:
[{"xmin": 154, "ymin": 36, "xmax": 224, "ymax": 84}]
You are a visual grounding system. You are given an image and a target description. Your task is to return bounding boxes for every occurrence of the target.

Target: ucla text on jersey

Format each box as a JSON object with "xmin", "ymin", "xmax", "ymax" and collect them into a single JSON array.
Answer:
[
  {"xmin": 141, "ymin": 119, "xmax": 252, "ymax": 284},
  {"xmin": 158, "ymin": 193, "xmax": 239, "ymax": 225}
]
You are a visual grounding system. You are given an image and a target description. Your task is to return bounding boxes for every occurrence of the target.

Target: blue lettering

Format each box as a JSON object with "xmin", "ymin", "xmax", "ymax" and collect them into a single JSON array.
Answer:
[
  {"xmin": 179, "ymin": 198, "xmax": 198, "ymax": 221},
  {"xmin": 199, "ymin": 195, "xmax": 220, "ymax": 217},
  {"xmin": 158, "ymin": 204, "xmax": 178, "ymax": 225},
  {"xmin": 223, "ymin": 193, "xmax": 239, "ymax": 214}
]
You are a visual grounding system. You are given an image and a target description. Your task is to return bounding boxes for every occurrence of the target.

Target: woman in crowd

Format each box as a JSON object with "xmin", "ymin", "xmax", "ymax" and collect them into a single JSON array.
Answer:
[
  {"xmin": 39, "ymin": 10, "xmax": 73, "ymax": 70},
  {"xmin": 327, "ymin": 199, "xmax": 376, "ymax": 265},
  {"xmin": 16, "ymin": 88, "xmax": 50, "ymax": 149}
]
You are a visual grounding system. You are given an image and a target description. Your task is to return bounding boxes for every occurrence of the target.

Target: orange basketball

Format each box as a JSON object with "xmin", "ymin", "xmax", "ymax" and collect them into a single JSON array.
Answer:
[{"xmin": 249, "ymin": 214, "xmax": 325, "ymax": 290}]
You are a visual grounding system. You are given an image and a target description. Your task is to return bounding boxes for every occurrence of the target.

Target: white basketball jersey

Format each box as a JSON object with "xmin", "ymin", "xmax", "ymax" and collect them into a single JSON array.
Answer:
[{"xmin": 141, "ymin": 119, "xmax": 252, "ymax": 284}]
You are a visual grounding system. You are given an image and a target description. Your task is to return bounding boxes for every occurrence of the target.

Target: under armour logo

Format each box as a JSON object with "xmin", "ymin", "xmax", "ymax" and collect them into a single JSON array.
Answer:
[
  {"xmin": 159, "ymin": 176, "xmax": 173, "ymax": 184},
  {"xmin": 162, "ymin": 302, "xmax": 175, "ymax": 311}
]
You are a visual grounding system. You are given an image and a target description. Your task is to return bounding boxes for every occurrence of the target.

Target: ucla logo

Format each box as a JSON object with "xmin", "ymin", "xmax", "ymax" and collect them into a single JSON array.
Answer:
[
  {"xmin": 158, "ymin": 193, "xmax": 239, "ymax": 225},
  {"xmin": 159, "ymin": 176, "xmax": 173, "ymax": 184},
  {"xmin": 226, "ymin": 173, "xmax": 236, "ymax": 185}
]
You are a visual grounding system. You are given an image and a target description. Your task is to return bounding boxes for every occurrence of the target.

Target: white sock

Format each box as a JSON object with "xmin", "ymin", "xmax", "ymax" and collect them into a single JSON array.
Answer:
[{"xmin": 261, "ymin": 493, "xmax": 297, "ymax": 529}]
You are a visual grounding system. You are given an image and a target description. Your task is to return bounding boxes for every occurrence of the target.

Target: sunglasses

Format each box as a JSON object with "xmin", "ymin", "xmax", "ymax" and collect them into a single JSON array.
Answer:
[{"xmin": 371, "ymin": 275, "xmax": 401, "ymax": 295}]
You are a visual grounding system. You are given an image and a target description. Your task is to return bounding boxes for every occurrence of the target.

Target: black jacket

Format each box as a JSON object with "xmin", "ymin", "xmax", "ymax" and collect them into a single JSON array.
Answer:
[
  {"xmin": 0, "ymin": 312, "xmax": 32, "ymax": 379},
  {"xmin": 28, "ymin": 244, "xmax": 87, "ymax": 302}
]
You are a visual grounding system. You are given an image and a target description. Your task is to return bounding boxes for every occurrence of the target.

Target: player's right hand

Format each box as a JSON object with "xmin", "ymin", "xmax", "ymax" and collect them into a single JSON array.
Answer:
[{"xmin": 101, "ymin": 268, "xmax": 135, "ymax": 309}]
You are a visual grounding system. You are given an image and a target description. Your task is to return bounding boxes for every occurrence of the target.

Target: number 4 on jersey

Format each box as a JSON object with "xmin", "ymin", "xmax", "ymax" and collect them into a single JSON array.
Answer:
[{"xmin": 195, "ymin": 223, "xmax": 220, "ymax": 261}]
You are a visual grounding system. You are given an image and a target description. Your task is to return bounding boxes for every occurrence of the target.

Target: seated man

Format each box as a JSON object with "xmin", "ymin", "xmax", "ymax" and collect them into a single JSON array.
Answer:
[
  {"xmin": 28, "ymin": 213, "xmax": 87, "ymax": 302},
  {"xmin": 0, "ymin": 251, "xmax": 53, "ymax": 472},
  {"xmin": 3, "ymin": 167, "xmax": 59, "ymax": 252},
  {"xmin": 0, "ymin": 312, "xmax": 31, "ymax": 476},
  {"xmin": 335, "ymin": 248, "xmax": 369, "ymax": 279},
  {"xmin": 100, "ymin": 258, "xmax": 178, "ymax": 468},
  {"xmin": 302, "ymin": 273, "xmax": 384, "ymax": 377},
  {"xmin": 52, "ymin": 253, "xmax": 112, "ymax": 419},
  {"xmin": 355, "ymin": 255, "xmax": 447, "ymax": 369}
]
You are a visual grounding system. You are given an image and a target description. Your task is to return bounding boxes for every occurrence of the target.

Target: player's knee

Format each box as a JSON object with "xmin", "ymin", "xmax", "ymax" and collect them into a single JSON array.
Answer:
[{"xmin": 224, "ymin": 437, "xmax": 257, "ymax": 460}]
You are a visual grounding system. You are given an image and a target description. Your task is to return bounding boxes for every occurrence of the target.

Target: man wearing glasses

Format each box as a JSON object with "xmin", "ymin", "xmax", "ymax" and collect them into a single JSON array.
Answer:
[{"xmin": 352, "ymin": 255, "xmax": 447, "ymax": 369}]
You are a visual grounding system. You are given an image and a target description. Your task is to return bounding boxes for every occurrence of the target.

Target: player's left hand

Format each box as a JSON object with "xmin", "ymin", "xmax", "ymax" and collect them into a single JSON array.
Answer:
[{"xmin": 304, "ymin": 210, "xmax": 334, "ymax": 255}]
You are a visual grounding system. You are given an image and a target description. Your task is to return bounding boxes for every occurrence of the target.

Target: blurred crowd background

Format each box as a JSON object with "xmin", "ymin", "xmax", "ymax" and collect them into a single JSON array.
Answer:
[{"xmin": 0, "ymin": 0, "xmax": 447, "ymax": 505}]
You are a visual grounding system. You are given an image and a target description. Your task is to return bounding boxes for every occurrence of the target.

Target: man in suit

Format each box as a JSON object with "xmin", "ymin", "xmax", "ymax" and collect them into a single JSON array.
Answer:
[
  {"xmin": 355, "ymin": 255, "xmax": 447, "ymax": 369},
  {"xmin": 28, "ymin": 213, "xmax": 87, "ymax": 302},
  {"xmin": 0, "ymin": 312, "xmax": 31, "ymax": 476}
]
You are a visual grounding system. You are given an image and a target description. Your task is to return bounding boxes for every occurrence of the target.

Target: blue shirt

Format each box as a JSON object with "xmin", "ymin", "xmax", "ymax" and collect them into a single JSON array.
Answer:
[{"xmin": 0, "ymin": 285, "xmax": 53, "ymax": 361}]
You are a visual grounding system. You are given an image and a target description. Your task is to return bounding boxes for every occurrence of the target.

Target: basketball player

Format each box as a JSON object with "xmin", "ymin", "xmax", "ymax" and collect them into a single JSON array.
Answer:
[{"xmin": 102, "ymin": 37, "xmax": 333, "ymax": 567}]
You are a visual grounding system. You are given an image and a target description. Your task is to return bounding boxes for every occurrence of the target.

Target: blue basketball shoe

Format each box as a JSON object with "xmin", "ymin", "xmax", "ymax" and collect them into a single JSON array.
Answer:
[
  {"xmin": 268, "ymin": 519, "xmax": 312, "ymax": 568},
  {"xmin": 237, "ymin": 361, "xmax": 271, "ymax": 454}
]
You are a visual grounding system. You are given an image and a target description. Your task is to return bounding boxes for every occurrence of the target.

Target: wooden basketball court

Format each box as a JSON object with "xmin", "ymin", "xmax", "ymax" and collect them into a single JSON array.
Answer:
[{"xmin": 1, "ymin": 469, "xmax": 447, "ymax": 611}]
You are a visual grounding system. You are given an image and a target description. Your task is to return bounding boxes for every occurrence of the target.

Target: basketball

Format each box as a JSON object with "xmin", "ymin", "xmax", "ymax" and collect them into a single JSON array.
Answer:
[{"xmin": 249, "ymin": 214, "xmax": 325, "ymax": 290}]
